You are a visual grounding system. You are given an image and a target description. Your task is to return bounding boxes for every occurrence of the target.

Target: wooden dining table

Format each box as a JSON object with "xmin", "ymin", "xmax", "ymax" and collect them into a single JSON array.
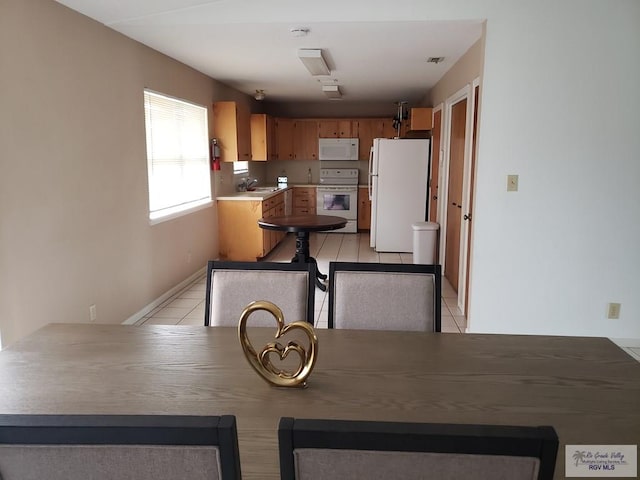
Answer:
[
  {"xmin": 0, "ymin": 324, "xmax": 638, "ymax": 479},
  {"xmin": 258, "ymin": 214, "xmax": 347, "ymax": 290}
]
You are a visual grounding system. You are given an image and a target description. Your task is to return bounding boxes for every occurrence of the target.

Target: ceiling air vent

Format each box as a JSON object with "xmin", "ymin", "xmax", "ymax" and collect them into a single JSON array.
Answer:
[{"xmin": 427, "ymin": 57, "xmax": 445, "ymax": 64}]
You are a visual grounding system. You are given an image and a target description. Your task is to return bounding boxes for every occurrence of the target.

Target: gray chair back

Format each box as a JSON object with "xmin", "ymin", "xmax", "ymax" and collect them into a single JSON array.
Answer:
[
  {"xmin": 205, "ymin": 261, "xmax": 315, "ymax": 327},
  {"xmin": 328, "ymin": 262, "xmax": 441, "ymax": 331},
  {"xmin": 278, "ymin": 417, "xmax": 558, "ymax": 480},
  {"xmin": 0, "ymin": 414, "xmax": 241, "ymax": 480}
]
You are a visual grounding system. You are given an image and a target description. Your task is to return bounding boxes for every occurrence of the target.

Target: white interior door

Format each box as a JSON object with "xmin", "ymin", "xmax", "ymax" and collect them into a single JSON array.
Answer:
[
  {"xmin": 461, "ymin": 78, "xmax": 481, "ymax": 319},
  {"xmin": 440, "ymin": 85, "xmax": 473, "ymax": 313}
]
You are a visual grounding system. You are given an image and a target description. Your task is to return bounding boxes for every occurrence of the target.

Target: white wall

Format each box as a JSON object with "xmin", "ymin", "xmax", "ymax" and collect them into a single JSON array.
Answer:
[{"xmin": 467, "ymin": 1, "xmax": 640, "ymax": 336}]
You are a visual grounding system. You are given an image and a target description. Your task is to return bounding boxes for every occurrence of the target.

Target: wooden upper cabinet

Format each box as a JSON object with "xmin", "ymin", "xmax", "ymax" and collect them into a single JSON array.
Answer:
[
  {"xmin": 212, "ymin": 101, "xmax": 251, "ymax": 162},
  {"xmin": 272, "ymin": 114, "xmax": 431, "ymax": 162},
  {"xmin": 293, "ymin": 120, "xmax": 318, "ymax": 160},
  {"xmin": 275, "ymin": 118, "xmax": 294, "ymax": 160},
  {"xmin": 409, "ymin": 107, "xmax": 433, "ymax": 131},
  {"xmin": 318, "ymin": 120, "xmax": 356, "ymax": 138},
  {"xmin": 355, "ymin": 119, "xmax": 375, "ymax": 161},
  {"xmin": 250, "ymin": 114, "xmax": 275, "ymax": 161},
  {"xmin": 384, "ymin": 119, "xmax": 403, "ymax": 138},
  {"xmin": 355, "ymin": 118, "xmax": 395, "ymax": 160}
]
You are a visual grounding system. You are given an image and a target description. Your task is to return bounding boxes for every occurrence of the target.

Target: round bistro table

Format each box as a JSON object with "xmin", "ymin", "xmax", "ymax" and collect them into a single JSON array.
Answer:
[{"xmin": 257, "ymin": 214, "xmax": 347, "ymax": 291}]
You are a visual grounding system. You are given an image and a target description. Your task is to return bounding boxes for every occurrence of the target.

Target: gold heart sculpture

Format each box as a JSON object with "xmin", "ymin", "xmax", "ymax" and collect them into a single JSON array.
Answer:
[{"xmin": 238, "ymin": 300, "xmax": 318, "ymax": 388}]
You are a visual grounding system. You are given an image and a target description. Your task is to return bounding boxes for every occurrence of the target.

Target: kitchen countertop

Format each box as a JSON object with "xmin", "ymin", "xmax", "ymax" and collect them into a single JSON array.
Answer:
[
  {"xmin": 216, "ymin": 186, "xmax": 289, "ymax": 201},
  {"xmin": 217, "ymin": 184, "xmax": 369, "ymax": 201}
]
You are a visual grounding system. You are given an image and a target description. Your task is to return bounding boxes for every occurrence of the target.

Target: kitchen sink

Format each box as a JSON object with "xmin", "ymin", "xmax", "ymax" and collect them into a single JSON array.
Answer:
[
  {"xmin": 247, "ymin": 187, "xmax": 281, "ymax": 193},
  {"xmin": 237, "ymin": 188, "xmax": 282, "ymax": 197}
]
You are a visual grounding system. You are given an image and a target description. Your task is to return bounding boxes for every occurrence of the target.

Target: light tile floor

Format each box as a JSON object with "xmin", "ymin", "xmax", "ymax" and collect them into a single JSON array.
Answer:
[
  {"xmin": 137, "ymin": 232, "xmax": 466, "ymax": 333},
  {"xmin": 136, "ymin": 232, "xmax": 640, "ymax": 362}
]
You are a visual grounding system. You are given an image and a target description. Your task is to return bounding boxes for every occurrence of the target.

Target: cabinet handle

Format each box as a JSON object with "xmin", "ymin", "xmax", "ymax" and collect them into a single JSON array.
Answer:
[{"xmin": 464, "ymin": 214, "xmax": 472, "ymax": 221}]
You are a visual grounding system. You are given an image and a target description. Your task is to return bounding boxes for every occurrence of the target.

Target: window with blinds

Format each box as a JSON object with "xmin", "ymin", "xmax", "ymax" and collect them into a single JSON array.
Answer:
[{"xmin": 143, "ymin": 90, "xmax": 212, "ymax": 223}]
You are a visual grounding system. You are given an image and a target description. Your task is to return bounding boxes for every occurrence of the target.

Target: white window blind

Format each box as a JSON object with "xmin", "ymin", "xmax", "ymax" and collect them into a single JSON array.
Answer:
[{"xmin": 144, "ymin": 90, "xmax": 211, "ymax": 222}]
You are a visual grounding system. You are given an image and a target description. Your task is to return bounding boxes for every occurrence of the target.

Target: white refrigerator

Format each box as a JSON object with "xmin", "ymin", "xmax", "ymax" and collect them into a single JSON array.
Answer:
[{"xmin": 368, "ymin": 138, "xmax": 430, "ymax": 252}]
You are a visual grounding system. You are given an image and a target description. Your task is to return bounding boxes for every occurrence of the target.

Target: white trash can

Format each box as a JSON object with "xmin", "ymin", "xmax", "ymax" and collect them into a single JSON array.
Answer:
[{"xmin": 412, "ymin": 222, "xmax": 439, "ymax": 264}]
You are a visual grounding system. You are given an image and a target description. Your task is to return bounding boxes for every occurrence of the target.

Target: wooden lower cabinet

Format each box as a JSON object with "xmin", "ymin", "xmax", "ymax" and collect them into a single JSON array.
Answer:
[
  {"xmin": 358, "ymin": 187, "xmax": 371, "ymax": 231},
  {"xmin": 262, "ymin": 197, "xmax": 286, "ymax": 255},
  {"xmin": 293, "ymin": 186, "xmax": 316, "ymax": 215},
  {"xmin": 217, "ymin": 192, "xmax": 285, "ymax": 261}
]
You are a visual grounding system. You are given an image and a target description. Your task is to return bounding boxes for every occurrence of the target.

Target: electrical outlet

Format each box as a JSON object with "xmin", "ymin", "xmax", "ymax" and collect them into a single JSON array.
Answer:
[
  {"xmin": 607, "ymin": 303, "xmax": 621, "ymax": 319},
  {"xmin": 89, "ymin": 304, "xmax": 97, "ymax": 322},
  {"xmin": 507, "ymin": 174, "xmax": 519, "ymax": 192}
]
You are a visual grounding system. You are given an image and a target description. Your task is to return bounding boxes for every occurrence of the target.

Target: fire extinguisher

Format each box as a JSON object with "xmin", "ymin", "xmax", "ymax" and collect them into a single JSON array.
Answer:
[{"xmin": 210, "ymin": 138, "xmax": 221, "ymax": 171}]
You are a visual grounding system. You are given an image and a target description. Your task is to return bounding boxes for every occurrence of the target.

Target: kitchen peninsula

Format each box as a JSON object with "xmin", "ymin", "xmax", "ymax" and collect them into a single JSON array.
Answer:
[{"xmin": 217, "ymin": 188, "xmax": 288, "ymax": 261}]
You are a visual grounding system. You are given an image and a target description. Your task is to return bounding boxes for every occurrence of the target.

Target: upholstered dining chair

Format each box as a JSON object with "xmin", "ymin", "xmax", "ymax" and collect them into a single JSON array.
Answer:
[
  {"xmin": 0, "ymin": 414, "xmax": 241, "ymax": 480},
  {"xmin": 205, "ymin": 261, "xmax": 316, "ymax": 327},
  {"xmin": 327, "ymin": 262, "xmax": 441, "ymax": 331},
  {"xmin": 278, "ymin": 417, "xmax": 558, "ymax": 480}
]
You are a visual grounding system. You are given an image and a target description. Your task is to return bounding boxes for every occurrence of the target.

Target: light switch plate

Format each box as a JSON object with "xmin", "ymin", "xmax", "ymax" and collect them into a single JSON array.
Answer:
[
  {"xmin": 607, "ymin": 303, "xmax": 621, "ymax": 319},
  {"xmin": 507, "ymin": 174, "xmax": 519, "ymax": 192}
]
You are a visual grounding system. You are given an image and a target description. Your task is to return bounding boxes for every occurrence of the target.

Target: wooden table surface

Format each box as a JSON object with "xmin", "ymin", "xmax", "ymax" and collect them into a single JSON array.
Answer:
[
  {"xmin": 1, "ymin": 324, "xmax": 638, "ymax": 479},
  {"xmin": 257, "ymin": 214, "xmax": 347, "ymax": 233}
]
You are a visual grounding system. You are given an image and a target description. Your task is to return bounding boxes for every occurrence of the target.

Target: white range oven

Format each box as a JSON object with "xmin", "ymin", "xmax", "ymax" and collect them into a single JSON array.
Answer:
[{"xmin": 317, "ymin": 168, "xmax": 359, "ymax": 233}]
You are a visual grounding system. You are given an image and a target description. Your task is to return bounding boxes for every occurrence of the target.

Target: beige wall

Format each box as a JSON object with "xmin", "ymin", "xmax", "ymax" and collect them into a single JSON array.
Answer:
[
  {"xmin": 0, "ymin": 0, "xmax": 251, "ymax": 346},
  {"xmin": 427, "ymin": 34, "xmax": 485, "ymax": 107}
]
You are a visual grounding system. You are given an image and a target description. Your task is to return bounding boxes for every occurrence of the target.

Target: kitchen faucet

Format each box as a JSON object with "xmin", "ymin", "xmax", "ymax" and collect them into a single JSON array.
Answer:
[{"xmin": 237, "ymin": 177, "xmax": 258, "ymax": 191}]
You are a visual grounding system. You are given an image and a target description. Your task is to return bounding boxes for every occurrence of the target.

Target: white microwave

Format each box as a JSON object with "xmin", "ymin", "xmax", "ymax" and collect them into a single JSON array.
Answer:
[{"xmin": 318, "ymin": 138, "xmax": 359, "ymax": 161}]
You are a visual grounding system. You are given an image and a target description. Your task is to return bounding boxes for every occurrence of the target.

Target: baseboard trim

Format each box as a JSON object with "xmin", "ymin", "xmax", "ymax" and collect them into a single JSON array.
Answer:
[{"xmin": 122, "ymin": 266, "xmax": 208, "ymax": 325}]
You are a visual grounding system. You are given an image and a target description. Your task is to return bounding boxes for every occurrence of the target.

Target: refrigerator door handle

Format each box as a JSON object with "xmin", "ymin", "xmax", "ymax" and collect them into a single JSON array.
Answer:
[
  {"xmin": 368, "ymin": 145, "xmax": 374, "ymax": 200},
  {"xmin": 369, "ymin": 175, "xmax": 378, "ymax": 248}
]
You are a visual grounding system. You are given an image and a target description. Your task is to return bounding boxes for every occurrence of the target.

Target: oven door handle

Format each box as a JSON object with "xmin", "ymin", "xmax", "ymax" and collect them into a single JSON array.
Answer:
[{"xmin": 318, "ymin": 188, "xmax": 357, "ymax": 193}]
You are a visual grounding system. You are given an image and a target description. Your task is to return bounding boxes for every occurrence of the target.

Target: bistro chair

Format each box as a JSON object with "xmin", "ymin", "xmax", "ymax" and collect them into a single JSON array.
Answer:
[
  {"xmin": 205, "ymin": 261, "xmax": 316, "ymax": 327},
  {"xmin": 327, "ymin": 262, "xmax": 441, "ymax": 331},
  {"xmin": 278, "ymin": 417, "xmax": 558, "ymax": 480},
  {"xmin": 0, "ymin": 414, "xmax": 241, "ymax": 480}
]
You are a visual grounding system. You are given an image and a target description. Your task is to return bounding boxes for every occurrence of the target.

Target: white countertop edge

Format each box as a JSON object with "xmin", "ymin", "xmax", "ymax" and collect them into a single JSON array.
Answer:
[
  {"xmin": 216, "ymin": 187, "xmax": 288, "ymax": 201},
  {"xmin": 216, "ymin": 184, "xmax": 369, "ymax": 201}
]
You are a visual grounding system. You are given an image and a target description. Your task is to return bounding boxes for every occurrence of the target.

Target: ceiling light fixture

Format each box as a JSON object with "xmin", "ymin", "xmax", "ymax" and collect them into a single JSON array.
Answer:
[
  {"xmin": 298, "ymin": 49, "xmax": 331, "ymax": 76},
  {"xmin": 254, "ymin": 89, "xmax": 265, "ymax": 101},
  {"xmin": 322, "ymin": 85, "xmax": 341, "ymax": 99}
]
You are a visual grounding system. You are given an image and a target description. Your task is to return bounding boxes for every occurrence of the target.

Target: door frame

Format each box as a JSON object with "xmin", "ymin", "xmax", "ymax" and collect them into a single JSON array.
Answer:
[
  {"xmin": 439, "ymin": 85, "xmax": 471, "ymax": 288},
  {"xmin": 430, "ymin": 103, "xmax": 444, "ymax": 226},
  {"xmin": 459, "ymin": 77, "xmax": 481, "ymax": 324}
]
